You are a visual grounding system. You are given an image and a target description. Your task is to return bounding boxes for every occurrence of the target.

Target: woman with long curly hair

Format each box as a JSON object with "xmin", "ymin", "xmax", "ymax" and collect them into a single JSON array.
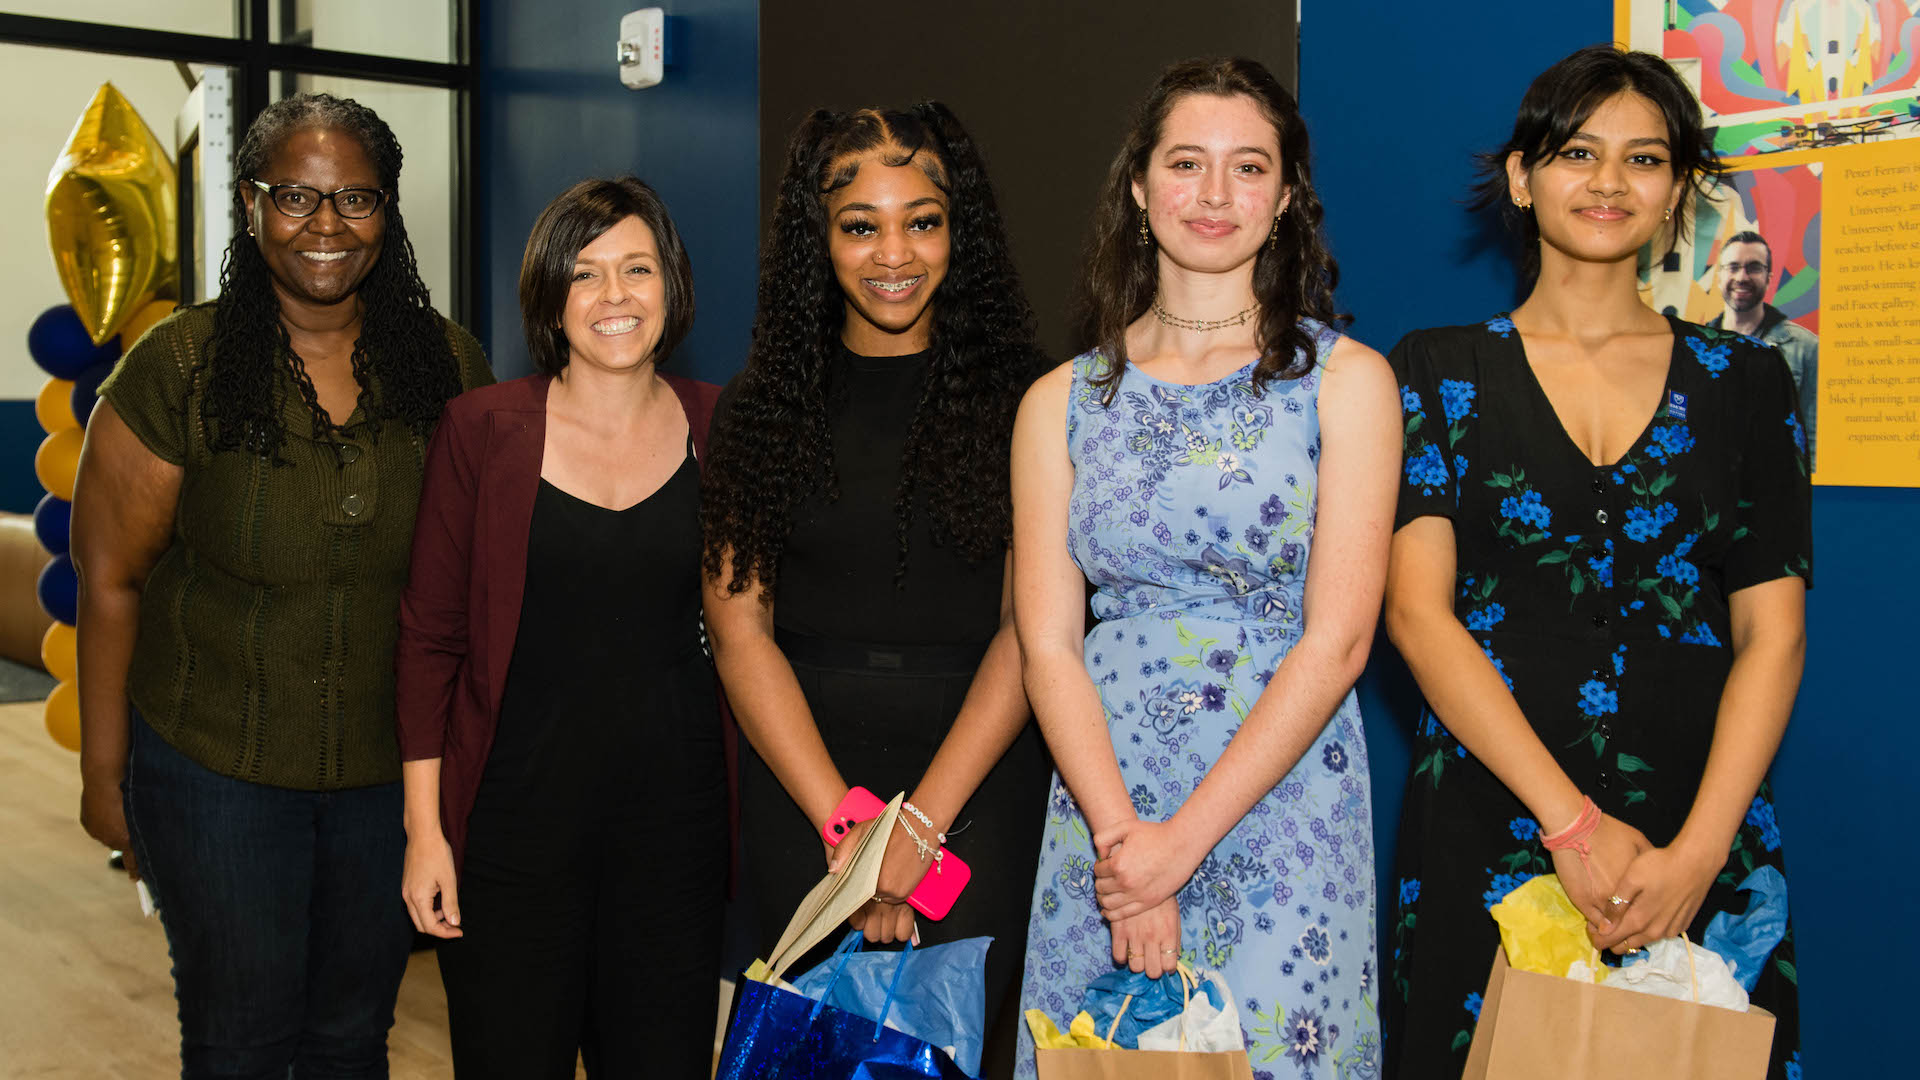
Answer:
[
  {"xmin": 71, "ymin": 93, "xmax": 490, "ymax": 1074},
  {"xmin": 702, "ymin": 103, "xmax": 1050, "ymax": 1078},
  {"xmin": 1382, "ymin": 47, "xmax": 1807, "ymax": 1077},
  {"xmin": 1012, "ymin": 57, "xmax": 1399, "ymax": 1076}
]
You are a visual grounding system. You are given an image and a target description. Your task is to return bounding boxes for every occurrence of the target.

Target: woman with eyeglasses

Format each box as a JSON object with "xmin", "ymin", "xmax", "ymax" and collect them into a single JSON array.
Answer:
[{"xmin": 72, "ymin": 93, "xmax": 491, "ymax": 1076}]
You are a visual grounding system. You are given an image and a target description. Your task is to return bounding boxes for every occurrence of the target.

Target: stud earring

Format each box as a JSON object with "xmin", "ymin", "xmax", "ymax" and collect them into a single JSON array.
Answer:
[
  {"xmin": 1139, "ymin": 207, "xmax": 1151, "ymax": 247},
  {"xmin": 1663, "ymin": 207, "xmax": 1673, "ymax": 223}
]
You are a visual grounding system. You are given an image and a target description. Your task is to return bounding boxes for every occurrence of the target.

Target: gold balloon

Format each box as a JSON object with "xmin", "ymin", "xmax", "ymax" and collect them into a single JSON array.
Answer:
[
  {"xmin": 119, "ymin": 298, "xmax": 178, "ymax": 350},
  {"xmin": 35, "ymin": 378, "xmax": 78, "ymax": 434},
  {"xmin": 35, "ymin": 428, "xmax": 85, "ymax": 502},
  {"xmin": 41, "ymin": 622, "xmax": 77, "ymax": 684},
  {"xmin": 46, "ymin": 83, "xmax": 178, "ymax": 346},
  {"xmin": 46, "ymin": 681, "xmax": 81, "ymax": 753}
]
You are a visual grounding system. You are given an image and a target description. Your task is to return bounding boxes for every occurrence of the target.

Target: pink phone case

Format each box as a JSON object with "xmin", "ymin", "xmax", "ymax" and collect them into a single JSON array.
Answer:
[
  {"xmin": 905, "ymin": 845, "xmax": 971, "ymax": 921},
  {"xmin": 821, "ymin": 785, "xmax": 889, "ymax": 847},
  {"xmin": 820, "ymin": 786, "xmax": 973, "ymax": 921}
]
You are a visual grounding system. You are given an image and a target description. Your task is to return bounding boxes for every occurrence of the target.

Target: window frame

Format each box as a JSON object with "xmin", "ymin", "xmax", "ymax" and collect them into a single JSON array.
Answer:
[{"xmin": 0, "ymin": 0, "xmax": 474, "ymax": 320}]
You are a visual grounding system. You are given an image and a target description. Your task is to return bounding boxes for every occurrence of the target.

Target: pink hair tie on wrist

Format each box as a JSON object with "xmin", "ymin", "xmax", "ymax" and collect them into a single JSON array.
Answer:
[{"xmin": 1539, "ymin": 796, "xmax": 1603, "ymax": 893}]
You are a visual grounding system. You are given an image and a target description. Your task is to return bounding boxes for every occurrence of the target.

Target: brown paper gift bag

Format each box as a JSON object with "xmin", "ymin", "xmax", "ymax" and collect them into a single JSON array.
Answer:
[
  {"xmin": 1034, "ymin": 1045, "xmax": 1255, "ymax": 1080},
  {"xmin": 1033, "ymin": 967, "xmax": 1255, "ymax": 1080},
  {"xmin": 1461, "ymin": 947, "xmax": 1776, "ymax": 1080}
]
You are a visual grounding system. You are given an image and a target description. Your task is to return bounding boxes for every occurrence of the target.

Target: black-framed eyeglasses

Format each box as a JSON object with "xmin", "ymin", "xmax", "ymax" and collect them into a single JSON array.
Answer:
[{"xmin": 248, "ymin": 180, "xmax": 389, "ymax": 220}]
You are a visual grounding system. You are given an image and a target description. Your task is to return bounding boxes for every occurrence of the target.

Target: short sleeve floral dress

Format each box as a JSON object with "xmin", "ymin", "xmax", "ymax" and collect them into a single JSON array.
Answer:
[
  {"xmin": 1019, "ymin": 324, "xmax": 1381, "ymax": 1080},
  {"xmin": 1382, "ymin": 315, "xmax": 1811, "ymax": 1080}
]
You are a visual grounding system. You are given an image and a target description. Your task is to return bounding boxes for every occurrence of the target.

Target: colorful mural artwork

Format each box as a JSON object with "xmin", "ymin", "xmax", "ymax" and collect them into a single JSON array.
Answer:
[
  {"xmin": 1625, "ymin": 1, "xmax": 1920, "ymax": 486},
  {"xmin": 1629, "ymin": 0, "xmax": 1920, "ymax": 157},
  {"xmin": 1646, "ymin": 163, "xmax": 1822, "ymax": 333}
]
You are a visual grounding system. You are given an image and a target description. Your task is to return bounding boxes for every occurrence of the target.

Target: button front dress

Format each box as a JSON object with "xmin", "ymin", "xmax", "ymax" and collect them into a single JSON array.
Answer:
[
  {"xmin": 1383, "ymin": 315, "xmax": 1810, "ymax": 1080},
  {"xmin": 1019, "ymin": 327, "xmax": 1381, "ymax": 1079}
]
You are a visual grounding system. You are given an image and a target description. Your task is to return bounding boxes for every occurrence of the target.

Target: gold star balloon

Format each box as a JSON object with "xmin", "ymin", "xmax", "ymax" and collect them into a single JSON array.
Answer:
[{"xmin": 45, "ymin": 83, "xmax": 178, "ymax": 345}]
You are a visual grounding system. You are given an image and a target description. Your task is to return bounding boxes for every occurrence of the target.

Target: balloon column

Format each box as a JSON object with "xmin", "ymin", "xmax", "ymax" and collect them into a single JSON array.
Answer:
[
  {"xmin": 47, "ymin": 83, "xmax": 179, "ymax": 346},
  {"xmin": 29, "ymin": 82, "xmax": 178, "ymax": 752}
]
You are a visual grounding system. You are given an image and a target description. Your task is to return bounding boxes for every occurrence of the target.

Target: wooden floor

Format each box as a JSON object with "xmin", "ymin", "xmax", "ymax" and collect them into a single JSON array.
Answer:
[{"xmin": 0, "ymin": 701, "xmax": 739, "ymax": 1078}]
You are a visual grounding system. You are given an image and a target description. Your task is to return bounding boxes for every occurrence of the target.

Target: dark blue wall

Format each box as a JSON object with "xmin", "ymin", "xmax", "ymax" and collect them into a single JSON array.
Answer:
[
  {"xmin": 472, "ymin": 0, "xmax": 758, "ymax": 384},
  {"xmin": 465, "ymin": 1, "xmax": 1908, "ymax": 1068},
  {"xmin": 0, "ymin": 402, "xmax": 44, "ymax": 514},
  {"xmin": 1303, "ymin": 2, "xmax": 1907, "ymax": 1072}
]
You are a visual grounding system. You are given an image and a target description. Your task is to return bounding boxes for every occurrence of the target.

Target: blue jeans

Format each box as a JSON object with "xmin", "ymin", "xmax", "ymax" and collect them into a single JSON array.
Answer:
[{"xmin": 124, "ymin": 713, "xmax": 414, "ymax": 1079}]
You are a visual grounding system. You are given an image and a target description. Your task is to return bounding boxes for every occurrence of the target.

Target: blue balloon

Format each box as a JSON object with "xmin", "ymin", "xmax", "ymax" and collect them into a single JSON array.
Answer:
[
  {"xmin": 37, "ymin": 553, "xmax": 78, "ymax": 626},
  {"xmin": 33, "ymin": 494, "xmax": 71, "ymax": 556},
  {"xmin": 28, "ymin": 305, "xmax": 120, "ymax": 380},
  {"xmin": 71, "ymin": 358, "xmax": 114, "ymax": 428}
]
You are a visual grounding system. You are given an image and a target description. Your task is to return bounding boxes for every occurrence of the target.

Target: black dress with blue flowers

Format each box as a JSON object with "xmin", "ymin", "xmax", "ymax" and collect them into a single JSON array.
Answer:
[{"xmin": 1382, "ymin": 315, "xmax": 1809, "ymax": 1080}]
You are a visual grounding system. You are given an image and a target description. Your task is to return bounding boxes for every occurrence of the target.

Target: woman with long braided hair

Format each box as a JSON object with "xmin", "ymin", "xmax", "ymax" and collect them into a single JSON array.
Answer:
[
  {"xmin": 702, "ymin": 103, "xmax": 1050, "ymax": 1078},
  {"xmin": 71, "ymin": 93, "xmax": 490, "ymax": 1075}
]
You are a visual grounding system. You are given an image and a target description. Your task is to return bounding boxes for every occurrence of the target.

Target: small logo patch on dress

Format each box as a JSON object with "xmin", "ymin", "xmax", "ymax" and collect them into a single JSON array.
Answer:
[{"xmin": 1666, "ymin": 390, "xmax": 1688, "ymax": 421}]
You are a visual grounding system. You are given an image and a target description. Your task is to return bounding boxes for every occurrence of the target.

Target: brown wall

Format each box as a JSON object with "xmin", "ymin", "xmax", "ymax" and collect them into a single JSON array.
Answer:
[{"xmin": 758, "ymin": 1, "xmax": 1299, "ymax": 362}]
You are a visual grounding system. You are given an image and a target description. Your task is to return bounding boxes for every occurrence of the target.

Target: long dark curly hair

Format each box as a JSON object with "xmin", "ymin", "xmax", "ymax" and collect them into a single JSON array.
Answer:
[
  {"xmin": 200, "ymin": 93, "xmax": 462, "ymax": 459},
  {"xmin": 1076, "ymin": 57, "xmax": 1341, "ymax": 402},
  {"xmin": 702, "ymin": 103, "xmax": 1044, "ymax": 597}
]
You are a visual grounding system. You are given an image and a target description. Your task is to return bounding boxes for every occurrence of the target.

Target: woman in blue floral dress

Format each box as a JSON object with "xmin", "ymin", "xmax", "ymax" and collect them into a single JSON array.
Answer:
[
  {"xmin": 1381, "ymin": 49, "xmax": 1808, "ymax": 1079},
  {"xmin": 1012, "ymin": 59, "xmax": 1400, "ymax": 1079}
]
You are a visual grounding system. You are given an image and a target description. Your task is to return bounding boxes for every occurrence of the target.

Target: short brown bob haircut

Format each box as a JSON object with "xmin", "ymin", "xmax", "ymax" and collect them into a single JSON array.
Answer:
[{"xmin": 518, "ymin": 176, "xmax": 695, "ymax": 375}]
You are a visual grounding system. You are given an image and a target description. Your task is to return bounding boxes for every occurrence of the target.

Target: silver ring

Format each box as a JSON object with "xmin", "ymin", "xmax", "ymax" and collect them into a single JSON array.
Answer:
[
  {"xmin": 1608, "ymin": 895, "xmax": 1631, "ymax": 907},
  {"xmin": 1161, "ymin": 948, "xmax": 1177, "ymax": 956}
]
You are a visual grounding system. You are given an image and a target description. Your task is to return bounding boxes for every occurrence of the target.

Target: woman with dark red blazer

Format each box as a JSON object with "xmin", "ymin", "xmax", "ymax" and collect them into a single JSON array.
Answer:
[{"xmin": 393, "ymin": 177, "xmax": 725, "ymax": 1079}]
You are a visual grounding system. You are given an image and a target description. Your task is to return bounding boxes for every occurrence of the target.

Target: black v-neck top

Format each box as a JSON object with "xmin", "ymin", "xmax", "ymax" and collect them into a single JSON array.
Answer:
[{"xmin": 1383, "ymin": 313, "xmax": 1813, "ymax": 1074}]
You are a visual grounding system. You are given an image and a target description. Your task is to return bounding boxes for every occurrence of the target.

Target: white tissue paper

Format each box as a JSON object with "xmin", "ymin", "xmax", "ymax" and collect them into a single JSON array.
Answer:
[
  {"xmin": 1600, "ymin": 938, "xmax": 1749, "ymax": 1012},
  {"xmin": 1137, "ymin": 969, "xmax": 1247, "ymax": 1053},
  {"xmin": 1564, "ymin": 958, "xmax": 1602, "ymax": 983}
]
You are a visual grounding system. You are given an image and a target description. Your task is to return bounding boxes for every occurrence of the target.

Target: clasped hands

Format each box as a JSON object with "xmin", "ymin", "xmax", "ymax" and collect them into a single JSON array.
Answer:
[
  {"xmin": 1556, "ymin": 811, "xmax": 1723, "ymax": 956},
  {"xmin": 1092, "ymin": 817, "xmax": 1202, "ymax": 980},
  {"xmin": 826, "ymin": 814, "xmax": 936, "ymax": 945}
]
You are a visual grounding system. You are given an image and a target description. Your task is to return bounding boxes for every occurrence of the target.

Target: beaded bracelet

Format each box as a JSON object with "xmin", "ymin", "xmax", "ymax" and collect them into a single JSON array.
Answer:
[{"xmin": 901, "ymin": 800, "xmax": 947, "ymax": 845}]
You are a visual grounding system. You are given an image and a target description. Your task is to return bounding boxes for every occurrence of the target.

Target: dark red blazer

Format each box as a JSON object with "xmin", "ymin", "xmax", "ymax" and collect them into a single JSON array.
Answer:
[{"xmin": 394, "ymin": 372, "xmax": 733, "ymax": 877}]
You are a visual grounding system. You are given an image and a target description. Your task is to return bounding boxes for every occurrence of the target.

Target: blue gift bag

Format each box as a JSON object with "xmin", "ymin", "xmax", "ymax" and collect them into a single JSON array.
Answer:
[
  {"xmin": 717, "ymin": 931, "xmax": 975, "ymax": 1080},
  {"xmin": 790, "ymin": 930, "xmax": 990, "ymax": 1075}
]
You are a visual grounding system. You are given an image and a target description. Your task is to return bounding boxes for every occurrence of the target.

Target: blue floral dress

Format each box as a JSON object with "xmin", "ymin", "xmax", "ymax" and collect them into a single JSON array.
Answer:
[
  {"xmin": 1018, "ymin": 326, "xmax": 1381, "ymax": 1080},
  {"xmin": 1383, "ymin": 315, "xmax": 1810, "ymax": 1080}
]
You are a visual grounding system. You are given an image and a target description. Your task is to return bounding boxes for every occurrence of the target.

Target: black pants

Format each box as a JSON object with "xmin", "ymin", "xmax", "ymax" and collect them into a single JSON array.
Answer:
[
  {"xmin": 742, "ymin": 631, "xmax": 1051, "ymax": 1080},
  {"xmin": 439, "ymin": 656, "xmax": 726, "ymax": 1079}
]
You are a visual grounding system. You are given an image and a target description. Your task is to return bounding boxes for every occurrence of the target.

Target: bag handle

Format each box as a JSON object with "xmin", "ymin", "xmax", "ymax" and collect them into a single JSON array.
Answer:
[
  {"xmin": 1099, "ymin": 963, "xmax": 1199, "ymax": 1051},
  {"xmin": 875, "ymin": 936, "xmax": 914, "ymax": 1042},
  {"xmin": 802, "ymin": 927, "xmax": 918, "ymax": 1043},
  {"xmin": 805, "ymin": 929, "xmax": 866, "ymax": 1027},
  {"xmin": 1101, "ymin": 995, "xmax": 1134, "ymax": 1048},
  {"xmin": 1176, "ymin": 963, "xmax": 1195, "ymax": 1052},
  {"xmin": 1680, "ymin": 931, "xmax": 1700, "ymax": 1004}
]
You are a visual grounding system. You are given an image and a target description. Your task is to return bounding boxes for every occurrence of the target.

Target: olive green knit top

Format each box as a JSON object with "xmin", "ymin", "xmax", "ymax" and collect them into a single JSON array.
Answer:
[{"xmin": 97, "ymin": 302, "xmax": 494, "ymax": 791}]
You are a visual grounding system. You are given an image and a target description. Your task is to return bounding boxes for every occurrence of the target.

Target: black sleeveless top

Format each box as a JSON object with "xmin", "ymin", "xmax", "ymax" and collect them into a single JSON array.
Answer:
[
  {"xmin": 486, "ymin": 445, "xmax": 707, "ymax": 793},
  {"xmin": 763, "ymin": 344, "xmax": 1004, "ymax": 646}
]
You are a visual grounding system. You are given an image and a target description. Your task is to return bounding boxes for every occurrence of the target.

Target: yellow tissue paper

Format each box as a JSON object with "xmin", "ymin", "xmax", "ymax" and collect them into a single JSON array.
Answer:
[
  {"xmin": 1488, "ymin": 874, "xmax": 1604, "ymax": 981},
  {"xmin": 1024, "ymin": 1009, "xmax": 1115, "ymax": 1050}
]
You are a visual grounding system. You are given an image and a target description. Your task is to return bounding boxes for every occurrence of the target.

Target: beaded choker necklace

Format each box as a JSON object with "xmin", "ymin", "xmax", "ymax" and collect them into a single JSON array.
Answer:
[{"xmin": 1151, "ymin": 297, "xmax": 1258, "ymax": 332}]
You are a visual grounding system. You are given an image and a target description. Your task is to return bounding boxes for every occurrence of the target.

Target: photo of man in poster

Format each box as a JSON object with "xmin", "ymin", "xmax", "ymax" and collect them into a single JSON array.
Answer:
[{"xmin": 1708, "ymin": 230, "xmax": 1819, "ymax": 467}]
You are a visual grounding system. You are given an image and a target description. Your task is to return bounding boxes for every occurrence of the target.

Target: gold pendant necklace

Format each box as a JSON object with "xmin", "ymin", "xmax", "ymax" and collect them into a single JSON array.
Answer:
[{"xmin": 1151, "ymin": 297, "xmax": 1258, "ymax": 332}]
